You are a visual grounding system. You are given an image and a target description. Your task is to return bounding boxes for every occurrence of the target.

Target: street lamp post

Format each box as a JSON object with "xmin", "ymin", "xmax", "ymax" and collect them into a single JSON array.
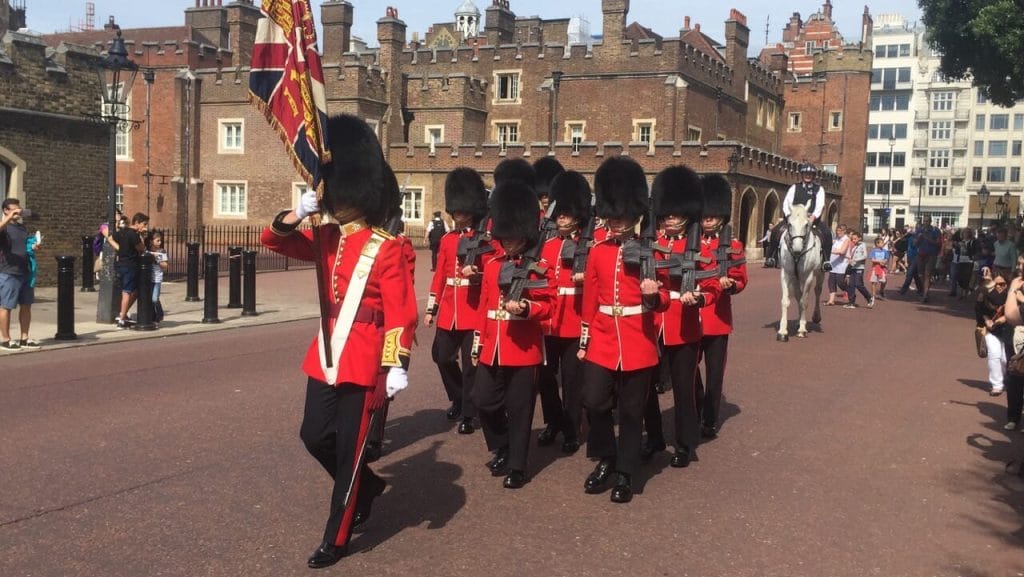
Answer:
[
  {"xmin": 885, "ymin": 137, "xmax": 896, "ymax": 232},
  {"xmin": 916, "ymin": 167, "xmax": 926, "ymax": 224},
  {"xmin": 94, "ymin": 29, "xmax": 140, "ymax": 324},
  {"xmin": 1001, "ymin": 190, "xmax": 1012, "ymax": 224},
  {"xmin": 978, "ymin": 184, "xmax": 990, "ymax": 232}
]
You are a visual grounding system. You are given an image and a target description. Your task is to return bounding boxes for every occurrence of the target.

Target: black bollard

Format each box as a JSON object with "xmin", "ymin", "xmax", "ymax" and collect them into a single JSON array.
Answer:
[
  {"xmin": 202, "ymin": 252, "xmax": 221, "ymax": 324},
  {"xmin": 55, "ymin": 255, "xmax": 77, "ymax": 340},
  {"xmin": 80, "ymin": 236, "xmax": 96, "ymax": 292},
  {"xmin": 227, "ymin": 246, "xmax": 242, "ymax": 308},
  {"xmin": 242, "ymin": 249, "xmax": 259, "ymax": 316},
  {"xmin": 134, "ymin": 253, "xmax": 157, "ymax": 331},
  {"xmin": 185, "ymin": 241, "xmax": 201, "ymax": 302}
]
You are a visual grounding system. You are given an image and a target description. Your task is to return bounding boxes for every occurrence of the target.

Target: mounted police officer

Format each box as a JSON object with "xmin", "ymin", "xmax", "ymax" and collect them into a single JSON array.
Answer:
[{"xmin": 764, "ymin": 164, "xmax": 832, "ymax": 272}]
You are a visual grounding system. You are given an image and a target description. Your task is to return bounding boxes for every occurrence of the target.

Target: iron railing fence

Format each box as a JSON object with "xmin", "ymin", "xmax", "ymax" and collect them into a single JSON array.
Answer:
[{"xmin": 150, "ymin": 224, "xmax": 313, "ymax": 281}]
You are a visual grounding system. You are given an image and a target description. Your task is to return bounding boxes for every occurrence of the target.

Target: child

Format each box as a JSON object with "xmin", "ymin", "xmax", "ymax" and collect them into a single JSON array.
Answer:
[
  {"xmin": 869, "ymin": 236, "xmax": 889, "ymax": 301},
  {"xmin": 147, "ymin": 230, "xmax": 169, "ymax": 323},
  {"xmin": 843, "ymin": 230, "xmax": 873, "ymax": 308}
]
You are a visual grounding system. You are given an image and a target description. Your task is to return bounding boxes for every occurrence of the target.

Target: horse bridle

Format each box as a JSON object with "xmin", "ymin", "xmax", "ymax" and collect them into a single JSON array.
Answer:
[{"xmin": 782, "ymin": 220, "xmax": 816, "ymax": 274}]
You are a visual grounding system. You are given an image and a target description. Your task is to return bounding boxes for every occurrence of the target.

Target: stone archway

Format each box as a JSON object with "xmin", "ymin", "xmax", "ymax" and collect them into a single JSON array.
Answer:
[
  {"xmin": 737, "ymin": 187, "xmax": 757, "ymax": 247},
  {"xmin": 762, "ymin": 190, "xmax": 780, "ymax": 236}
]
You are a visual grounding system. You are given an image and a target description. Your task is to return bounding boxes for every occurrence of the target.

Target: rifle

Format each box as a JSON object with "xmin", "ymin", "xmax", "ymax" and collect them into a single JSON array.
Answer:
[
  {"xmin": 570, "ymin": 196, "xmax": 598, "ymax": 275},
  {"xmin": 663, "ymin": 221, "xmax": 717, "ymax": 293},
  {"xmin": 456, "ymin": 210, "xmax": 495, "ymax": 282},
  {"xmin": 503, "ymin": 201, "xmax": 557, "ymax": 303},
  {"xmin": 714, "ymin": 223, "xmax": 746, "ymax": 277}
]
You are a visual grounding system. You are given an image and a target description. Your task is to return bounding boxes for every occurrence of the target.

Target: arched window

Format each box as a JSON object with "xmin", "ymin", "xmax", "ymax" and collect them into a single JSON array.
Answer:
[
  {"xmin": 0, "ymin": 160, "xmax": 9, "ymax": 198},
  {"xmin": 0, "ymin": 146, "xmax": 26, "ymax": 201}
]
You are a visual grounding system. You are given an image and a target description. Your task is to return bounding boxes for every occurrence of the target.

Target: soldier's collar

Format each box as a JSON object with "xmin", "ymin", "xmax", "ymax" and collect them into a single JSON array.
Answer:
[{"xmin": 339, "ymin": 219, "xmax": 368, "ymax": 237}]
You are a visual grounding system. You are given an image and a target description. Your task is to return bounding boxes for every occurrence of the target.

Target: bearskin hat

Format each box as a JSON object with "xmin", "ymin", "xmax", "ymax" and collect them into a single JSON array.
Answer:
[
  {"xmin": 489, "ymin": 179, "xmax": 540, "ymax": 246},
  {"xmin": 594, "ymin": 156, "xmax": 648, "ymax": 220},
  {"xmin": 493, "ymin": 157, "xmax": 536, "ymax": 189},
  {"xmin": 701, "ymin": 173, "xmax": 733, "ymax": 224},
  {"xmin": 320, "ymin": 114, "xmax": 391, "ymax": 226},
  {"xmin": 444, "ymin": 167, "xmax": 488, "ymax": 220},
  {"xmin": 651, "ymin": 165, "xmax": 703, "ymax": 222},
  {"xmin": 549, "ymin": 170, "xmax": 592, "ymax": 225},
  {"xmin": 533, "ymin": 156, "xmax": 565, "ymax": 200}
]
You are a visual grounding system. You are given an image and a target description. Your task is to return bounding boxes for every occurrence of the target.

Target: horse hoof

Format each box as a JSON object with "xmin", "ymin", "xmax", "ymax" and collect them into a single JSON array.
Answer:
[
  {"xmin": 797, "ymin": 332, "xmax": 807, "ymax": 338},
  {"xmin": 812, "ymin": 314, "xmax": 821, "ymax": 324},
  {"xmin": 777, "ymin": 334, "xmax": 789, "ymax": 342}
]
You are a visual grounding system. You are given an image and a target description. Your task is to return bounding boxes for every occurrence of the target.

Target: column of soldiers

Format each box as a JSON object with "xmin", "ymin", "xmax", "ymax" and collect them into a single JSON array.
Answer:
[{"xmin": 425, "ymin": 154, "xmax": 748, "ymax": 503}]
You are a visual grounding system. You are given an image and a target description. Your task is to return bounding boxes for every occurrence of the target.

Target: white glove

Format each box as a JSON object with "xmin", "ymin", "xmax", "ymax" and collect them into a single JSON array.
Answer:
[
  {"xmin": 385, "ymin": 367, "xmax": 408, "ymax": 398},
  {"xmin": 294, "ymin": 190, "xmax": 320, "ymax": 220}
]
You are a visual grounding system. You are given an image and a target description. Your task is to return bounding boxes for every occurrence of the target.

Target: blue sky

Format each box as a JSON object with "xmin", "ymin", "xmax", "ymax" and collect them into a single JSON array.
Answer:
[{"xmin": 30, "ymin": 1, "xmax": 922, "ymax": 52}]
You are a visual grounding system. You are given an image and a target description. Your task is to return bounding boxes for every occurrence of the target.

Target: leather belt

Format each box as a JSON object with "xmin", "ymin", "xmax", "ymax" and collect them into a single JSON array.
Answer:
[
  {"xmin": 558, "ymin": 287, "xmax": 581, "ymax": 296},
  {"xmin": 598, "ymin": 304, "xmax": 644, "ymax": 317},
  {"xmin": 354, "ymin": 307, "xmax": 384, "ymax": 326},
  {"xmin": 446, "ymin": 277, "xmax": 471, "ymax": 287},
  {"xmin": 486, "ymin": 309, "xmax": 526, "ymax": 321}
]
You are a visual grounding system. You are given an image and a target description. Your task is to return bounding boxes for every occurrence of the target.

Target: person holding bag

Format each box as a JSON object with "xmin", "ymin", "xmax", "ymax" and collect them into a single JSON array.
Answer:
[{"xmin": 976, "ymin": 266, "xmax": 1009, "ymax": 397}]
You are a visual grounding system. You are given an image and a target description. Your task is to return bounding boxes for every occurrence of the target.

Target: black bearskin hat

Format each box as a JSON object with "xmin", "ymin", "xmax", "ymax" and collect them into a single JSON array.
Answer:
[
  {"xmin": 651, "ymin": 165, "xmax": 703, "ymax": 222},
  {"xmin": 493, "ymin": 157, "xmax": 536, "ymax": 189},
  {"xmin": 549, "ymin": 170, "xmax": 592, "ymax": 225},
  {"xmin": 701, "ymin": 173, "xmax": 733, "ymax": 224},
  {"xmin": 444, "ymin": 167, "xmax": 488, "ymax": 220},
  {"xmin": 489, "ymin": 179, "xmax": 540, "ymax": 246},
  {"xmin": 594, "ymin": 156, "xmax": 648, "ymax": 220},
  {"xmin": 533, "ymin": 156, "xmax": 565, "ymax": 200},
  {"xmin": 320, "ymin": 114, "xmax": 391, "ymax": 226}
]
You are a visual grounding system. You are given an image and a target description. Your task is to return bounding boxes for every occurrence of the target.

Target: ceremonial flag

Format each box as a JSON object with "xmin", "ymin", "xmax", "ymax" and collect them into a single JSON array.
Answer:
[{"xmin": 249, "ymin": 0, "xmax": 331, "ymax": 193}]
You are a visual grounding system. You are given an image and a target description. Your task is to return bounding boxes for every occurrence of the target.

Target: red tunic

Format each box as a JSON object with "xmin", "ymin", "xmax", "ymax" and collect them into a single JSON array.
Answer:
[
  {"xmin": 700, "ymin": 235, "xmax": 748, "ymax": 336},
  {"xmin": 580, "ymin": 237, "xmax": 671, "ymax": 371},
  {"xmin": 656, "ymin": 234, "xmax": 722, "ymax": 346},
  {"xmin": 426, "ymin": 230, "xmax": 499, "ymax": 331},
  {"xmin": 539, "ymin": 234, "xmax": 583, "ymax": 338},
  {"xmin": 476, "ymin": 253, "xmax": 555, "ymax": 367},
  {"xmin": 593, "ymin": 226, "xmax": 610, "ymax": 243},
  {"xmin": 260, "ymin": 223, "xmax": 418, "ymax": 387}
]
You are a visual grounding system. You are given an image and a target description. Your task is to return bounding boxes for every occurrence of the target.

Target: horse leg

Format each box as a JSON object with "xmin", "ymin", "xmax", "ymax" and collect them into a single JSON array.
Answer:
[
  {"xmin": 797, "ymin": 274, "xmax": 814, "ymax": 337},
  {"xmin": 778, "ymin": 271, "xmax": 790, "ymax": 342},
  {"xmin": 811, "ymin": 272, "xmax": 824, "ymax": 325}
]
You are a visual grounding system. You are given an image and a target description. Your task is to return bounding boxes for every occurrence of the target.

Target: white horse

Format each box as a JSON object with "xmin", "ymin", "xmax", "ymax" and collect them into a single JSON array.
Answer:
[{"xmin": 777, "ymin": 204, "xmax": 824, "ymax": 341}]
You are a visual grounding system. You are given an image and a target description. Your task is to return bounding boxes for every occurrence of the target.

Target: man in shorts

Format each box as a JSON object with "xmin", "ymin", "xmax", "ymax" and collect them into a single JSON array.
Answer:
[
  {"xmin": 0, "ymin": 198, "xmax": 38, "ymax": 351},
  {"xmin": 105, "ymin": 212, "xmax": 149, "ymax": 328}
]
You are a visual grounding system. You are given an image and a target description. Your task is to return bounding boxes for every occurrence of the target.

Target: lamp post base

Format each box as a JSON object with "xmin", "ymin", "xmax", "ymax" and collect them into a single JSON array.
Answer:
[{"xmin": 95, "ymin": 244, "xmax": 121, "ymax": 324}]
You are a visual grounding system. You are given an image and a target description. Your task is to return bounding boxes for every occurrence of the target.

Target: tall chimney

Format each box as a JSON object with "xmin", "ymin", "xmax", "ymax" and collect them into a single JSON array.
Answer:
[
  {"xmin": 227, "ymin": 1, "xmax": 260, "ymax": 68},
  {"xmin": 601, "ymin": 0, "xmax": 629, "ymax": 54},
  {"xmin": 377, "ymin": 8, "xmax": 407, "ymax": 154},
  {"xmin": 724, "ymin": 9, "xmax": 749, "ymax": 71},
  {"xmin": 484, "ymin": 0, "xmax": 515, "ymax": 45},
  {"xmin": 322, "ymin": 1, "xmax": 354, "ymax": 63}
]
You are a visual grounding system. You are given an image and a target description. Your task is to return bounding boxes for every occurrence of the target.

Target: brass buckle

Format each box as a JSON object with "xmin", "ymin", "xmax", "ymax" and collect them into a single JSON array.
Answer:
[
  {"xmin": 612, "ymin": 305, "xmax": 624, "ymax": 317},
  {"xmin": 494, "ymin": 310, "xmax": 508, "ymax": 320}
]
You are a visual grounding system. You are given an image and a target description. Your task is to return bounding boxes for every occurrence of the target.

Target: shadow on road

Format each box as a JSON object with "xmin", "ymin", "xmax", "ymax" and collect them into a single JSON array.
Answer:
[
  {"xmin": 957, "ymin": 378, "xmax": 991, "ymax": 394},
  {"xmin": 354, "ymin": 440, "xmax": 466, "ymax": 553},
  {"xmin": 960, "ymin": 399, "xmax": 1024, "ymax": 546},
  {"xmin": 378, "ymin": 408, "xmax": 454, "ymax": 458}
]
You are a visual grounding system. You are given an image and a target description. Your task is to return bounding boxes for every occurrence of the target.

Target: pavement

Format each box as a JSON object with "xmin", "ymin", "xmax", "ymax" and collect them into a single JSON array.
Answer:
[{"xmin": 5, "ymin": 266, "xmax": 324, "ymax": 353}]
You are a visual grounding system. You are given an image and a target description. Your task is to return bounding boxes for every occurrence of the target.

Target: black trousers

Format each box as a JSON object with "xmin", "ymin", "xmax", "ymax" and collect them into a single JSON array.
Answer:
[
  {"xmin": 473, "ymin": 364, "xmax": 539, "ymax": 472},
  {"xmin": 430, "ymin": 246, "xmax": 439, "ymax": 270},
  {"xmin": 1007, "ymin": 372, "xmax": 1024, "ymax": 424},
  {"xmin": 665, "ymin": 343, "xmax": 701, "ymax": 452},
  {"xmin": 699, "ymin": 335, "xmax": 729, "ymax": 428},
  {"xmin": 583, "ymin": 362, "xmax": 653, "ymax": 476},
  {"xmin": 537, "ymin": 336, "xmax": 584, "ymax": 441},
  {"xmin": 300, "ymin": 378, "xmax": 377, "ymax": 548},
  {"xmin": 431, "ymin": 328, "xmax": 477, "ymax": 418},
  {"xmin": 643, "ymin": 370, "xmax": 664, "ymax": 442}
]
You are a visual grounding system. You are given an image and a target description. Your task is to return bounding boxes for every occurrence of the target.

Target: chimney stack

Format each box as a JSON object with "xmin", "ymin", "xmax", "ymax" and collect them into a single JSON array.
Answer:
[
  {"xmin": 724, "ymin": 9, "xmax": 749, "ymax": 71},
  {"xmin": 484, "ymin": 0, "xmax": 515, "ymax": 45},
  {"xmin": 322, "ymin": 1, "xmax": 354, "ymax": 63}
]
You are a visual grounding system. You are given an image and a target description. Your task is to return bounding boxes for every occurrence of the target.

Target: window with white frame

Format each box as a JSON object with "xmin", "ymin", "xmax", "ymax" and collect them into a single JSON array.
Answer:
[
  {"xmin": 756, "ymin": 96, "xmax": 765, "ymax": 127},
  {"xmin": 973, "ymin": 167, "xmax": 983, "ymax": 182},
  {"xmin": 115, "ymin": 184, "xmax": 124, "ymax": 212},
  {"xmin": 923, "ymin": 211, "xmax": 959, "ymax": 228},
  {"xmin": 929, "ymin": 149, "xmax": 951, "ymax": 168},
  {"xmin": 990, "ymin": 140, "xmax": 1008, "ymax": 156},
  {"xmin": 930, "ymin": 121, "xmax": 952, "ymax": 140},
  {"xmin": 425, "ymin": 125, "xmax": 444, "ymax": 153},
  {"xmin": 493, "ymin": 70, "xmax": 521, "ymax": 104},
  {"xmin": 565, "ymin": 121, "xmax": 585, "ymax": 150},
  {"xmin": 494, "ymin": 121, "xmax": 520, "ymax": 148},
  {"xmin": 216, "ymin": 182, "xmax": 247, "ymax": 217},
  {"xmin": 990, "ymin": 114, "xmax": 1010, "ymax": 130},
  {"xmin": 401, "ymin": 187, "xmax": 423, "ymax": 222},
  {"xmin": 218, "ymin": 119, "xmax": 244, "ymax": 154},
  {"xmin": 103, "ymin": 83, "xmax": 132, "ymax": 159},
  {"xmin": 1014, "ymin": 114, "xmax": 1024, "ymax": 130},
  {"xmin": 766, "ymin": 100, "xmax": 777, "ymax": 131},
  {"xmin": 686, "ymin": 126, "xmax": 702, "ymax": 142},
  {"xmin": 829, "ymin": 111, "xmax": 843, "ymax": 131},
  {"xmin": 788, "ymin": 112, "xmax": 802, "ymax": 132},
  {"xmin": 975, "ymin": 140, "xmax": 985, "ymax": 156},
  {"xmin": 292, "ymin": 182, "xmax": 308, "ymax": 210},
  {"xmin": 988, "ymin": 166, "xmax": 1006, "ymax": 182},
  {"xmin": 1013, "ymin": 140, "xmax": 1022, "ymax": 156},
  {"xmin": 927, "ymin": 178, "xmax": 949, "ymax": 196},
  {"xmin": 633, "ymin": 119, "xmax": 655, "ymax": 144},
  {"xmin": 931, "ymin": 92, "xmax": 953, "ymax": 111},
  {"xmin": 1012, "ymin": 167, "xmax": 1021, "ymax": 183}
]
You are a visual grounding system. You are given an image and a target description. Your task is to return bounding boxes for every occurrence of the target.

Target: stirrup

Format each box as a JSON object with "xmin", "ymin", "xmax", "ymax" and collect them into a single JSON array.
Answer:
[
  {"xmin": 821, "ymin": 261, "xmax": 832, "ymax": 272},
  {"xmin": 765, "ymin": 257, "xmax": 777, "ymax": 268}
]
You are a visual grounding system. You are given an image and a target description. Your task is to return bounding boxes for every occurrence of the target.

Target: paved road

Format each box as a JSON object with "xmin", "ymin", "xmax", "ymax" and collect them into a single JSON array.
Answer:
[{"xmin": 1, "ymin": 260, "xmax": 1022, "ymax": 577}]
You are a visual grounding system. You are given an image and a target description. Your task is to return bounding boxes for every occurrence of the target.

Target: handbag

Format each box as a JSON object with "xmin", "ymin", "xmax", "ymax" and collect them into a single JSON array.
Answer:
[
  {"xmin": 1008, "ymin": 352, "xmax": 1024, "ymax": 376},
  {"xmin": 975, "ymin": 326, "xmax": 988, "ymax": 358}
]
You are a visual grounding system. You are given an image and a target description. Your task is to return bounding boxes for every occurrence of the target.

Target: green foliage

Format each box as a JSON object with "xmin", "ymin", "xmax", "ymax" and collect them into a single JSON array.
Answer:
[{"xmin": 920, "ymin": 0, "xmax": 1024, "ymax": 106}]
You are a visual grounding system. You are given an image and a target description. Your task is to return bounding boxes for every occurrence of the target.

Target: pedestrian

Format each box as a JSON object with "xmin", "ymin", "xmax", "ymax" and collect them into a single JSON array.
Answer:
[
  {"xmin": 843, "ymin": 230, "xmax": 872, "ymax": 308},
  {"xmin": 869, "ymin": 235, "xmax": 889, "ymax": 301},
  {"xmin": 914, "ymin": 216, "xmax": 942, "ymax": 303},
  {"xmin": 0, "ymin": 198, "xmax": 39, "ymax": 350},
  {"xmin": 1004, "ymin": 255, "xmax": 1024, "ymax": 429},
  {"xmin": 579, "ymin": 156, "xmax": 671, "ymax": 504},
  {"xmin": 898, "ymin": 227, "xmax": 923, "ymax": 296},
  {"xmin": 951, "ymin": 228, "xmax": 975, "ymax": 299},
  {"xmin": 260, "ymin": 114, "xmax": 417, "ymax": 569},
  {"xmin": 536, "ymin": 170, "xmax": 592, "ymax": 454},
  {"xmin": 469, "ymin": 179, "xmax": 554, "ymax": 489},
  {"xmin": 977, "ymin": 266, "xmax": 1009, "ymax": 397},
  {"xmin": 105, "ymin": 212, "xmax": 149, "ymax": 328},
  {"xmin": 147, "ymin": 230, "xmax": 168, "ymax": 323},
  {"xmin": 824, "ymin": 224, "xmax": 850, "ymax": 306},
  {"xmin": 424, "ymin": 211, "xmax": 448, "ymax": 271},
  {"xmin": 424, "ymin": 167, "xmax": 494, "ymax": 434},
  {"xmin": 992, "ymin": 226, "xmax": 1017, "ymax": 282}
]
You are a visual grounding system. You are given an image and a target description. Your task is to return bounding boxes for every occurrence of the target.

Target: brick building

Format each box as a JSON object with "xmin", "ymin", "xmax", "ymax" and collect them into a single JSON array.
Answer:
[
  {"xmin": 40, "ymin": 0, "xmax": 843, "ymax": 254},
  {"xmin": 766, "ymin": 0, "xmax": 872, "ymax": 230},
  {"xmin": 0, "ymin": 0, "xmax": 108, "ymax": 285}
]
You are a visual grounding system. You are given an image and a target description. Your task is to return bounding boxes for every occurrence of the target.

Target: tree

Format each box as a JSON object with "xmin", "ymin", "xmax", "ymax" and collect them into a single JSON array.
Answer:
[{"xmin": 920, "ymin": 0, "xmax": 1024, "ymax": 107}]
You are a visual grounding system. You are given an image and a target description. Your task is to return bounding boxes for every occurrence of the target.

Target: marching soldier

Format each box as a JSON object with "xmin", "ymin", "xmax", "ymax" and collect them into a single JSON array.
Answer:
[
  {"xmin": 641, "ymin": 166, "xmax": 721, "ymax": 468},
  {"xmin": 579, "ymin": 156, "xmax": 671, "ymax": 503},
  {"xmin": 424, "ymin": 168, "xmax": 494, "ymax": 434},
  {"xmin": 536, "ymin": 170, "xmax": 592, "ymax": 453},
  {"xmin": 533, "ymin": 155, "xmax": 565, "ymax": 214},
  {"xmin": 696, "ymin": 173, "xmax": 748, "ymax": 439},
  {"xmin": 260, "ymin": 114, "xmax": 418, "ymax": 568},
  {"xmin": 470, "ymin": 179, "xmax": 555, "ymax": 488},
  {"xmin": 764, "ymin": 163, "xmax": 832, "ymax": 271}
]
